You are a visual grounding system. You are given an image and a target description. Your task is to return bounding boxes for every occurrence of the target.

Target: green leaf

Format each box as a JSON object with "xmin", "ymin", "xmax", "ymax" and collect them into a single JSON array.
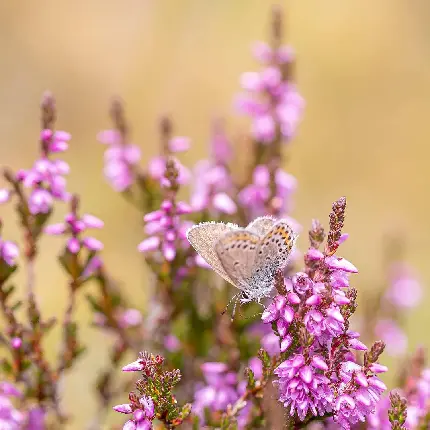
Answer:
[
  {"xmin": 32, "ymin": 210, "xmax": 52, "ymax": 239},
  {"xmin": 258, "ymin": 348, "xmax": 271, "ymax": 369},
  {"xmin": 58, "ymin": 251, "xmax": 81, "ymax": 279},
  {"xmin": 85, "ymin": 294, "xmax": 103, "ymax": 313},
  {"xmin": 0, "ymin": 359, "xmax": 12, "ymax": 375},
  {"xmin": 245, "ymin": 367, "xmax": 256, "ymax": 389}
]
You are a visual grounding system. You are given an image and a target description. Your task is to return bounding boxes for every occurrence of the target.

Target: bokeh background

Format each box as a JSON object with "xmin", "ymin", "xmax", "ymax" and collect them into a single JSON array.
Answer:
[{"xmin": 1, "ymin": 1, "xmax": 430, "ymax": 428}]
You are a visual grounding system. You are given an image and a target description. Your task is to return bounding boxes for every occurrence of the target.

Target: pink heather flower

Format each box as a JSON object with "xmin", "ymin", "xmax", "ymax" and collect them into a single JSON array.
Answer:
[
  {"xmin": 261, "ymin": 332, "xmax": 281, "ymax": 356},
  {"xmin": 148, "ymin": 156, "xmax": 190, "ymax": 185},
  {"xmin": 262, "ymin": 295, "xmax": 295, "ymax": 352},
  {"xmin": 118, "ymin": 309, "xmax": 143, "ymax": 328},
  {"xmin": 333, "ymin": 361, "xmax": 387, "ymax": 429},
  {"xmin": 370, "ymin": 369, "xmax": 430, "ymax": 429},
  {"xmin": 275, "ymin": 354, "xmax": 333, "ymax": 421},
  {"xmin": 210, "ymin": 119, "xmax": 232, "ymax": 164},
  {"xmin": 375, "ymin": 319, "xmax": 407, "ymax": 356},
  {"xmin": 238, "ymin": 165, "xmax": 297, "ymax": 218},
  {"xmin": 212, "ymin": 192, "xmax": 237, "ymax": 214},
  {"xmin": 190, "ymin": 159, "xmax": 235, "ymax": 215},
  {"xmin": 252, "ymin": 114, "xmax": 276, "ymax": 142},
  {"xmin": 45, "ymin": 211, "xmax": 104, "ymax": 254},
  {"xmin": 27, "ymin": 406, "xmax": 45, "ymax": 430},
  {"xmin": 164, "ymin": 334, "xmax": 180, "ymax": 352},
  {"xmin": 0, "ymin": 382, "xmax": 25, "ymax": 429},
  {"xmin": 17, "ymin": 130, "xmax": 71, "ymax": 212},
  {"xmin": 292, "ymin": 272, "xmax": 313, "ymax": 295},
  {"xmin": 138, "ymin": 199, "xmax": 194, "ymax": 264},
  {"xmin": 122, "ymin": 359, "xmax": 145, "ymax": 373},
  {"xmin": 28, "ymin": 189, "xmax": 53, "ymax": 214},
  {"xmin": 325, "ymin": 256, "xmax": 358, "ymax": 273},
  {"xmin": 252, "ymin": 42, "xmax": 295, "ymax": 64},
  {"xmin": 386, "ymin": 263, "xmax": 422, "ymax": 309},
  {"xmin": 10, "ymin": 338, "xmax": 21, "ymax": 349},
  {"xmin": 304, "ymin": 310, "xmax": 325, "ymax": 337},
  {"xmin": 114, "ymin": 396, "xmax": 154, "ymax": 430},
  {"xmin": 168, "ymin": 137, "xmax": 190, "ymax": 153},
  {"xmin": 193, "ymin": 362, "xmax": 240, "ymax": 423},
  {"xmin": 0, "ymin": 239, "xmax": 19, "ymax": 267},
  {"xmin": 98, "ymin": 129, "xmax": 141, "ymax": 192},
  {"xmin": 0, "ymin": 189, "xmax": 10, "ymax": 204},
  {"xmin": 41, "ymin": 129, "xmax": 71, "ymax": 153},
  {"xmin": 237, "ymin": 43, "xmax": 304, "ymax": 144}
]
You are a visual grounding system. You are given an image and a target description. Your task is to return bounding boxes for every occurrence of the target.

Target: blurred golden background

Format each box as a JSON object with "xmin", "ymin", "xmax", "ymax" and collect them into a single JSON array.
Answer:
[{"xmin": 1, "ymin": 1, "xmax": 430, "ymax": 428}]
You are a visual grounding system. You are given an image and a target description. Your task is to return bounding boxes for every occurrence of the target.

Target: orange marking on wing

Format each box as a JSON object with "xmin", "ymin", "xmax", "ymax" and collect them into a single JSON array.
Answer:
[{"xmin": 223, "ymin": 234, "xmax": 259, "ymax": 244}]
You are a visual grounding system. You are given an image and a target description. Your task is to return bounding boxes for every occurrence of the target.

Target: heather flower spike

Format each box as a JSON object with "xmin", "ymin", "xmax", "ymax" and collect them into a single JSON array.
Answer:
[{"xmin": 114, "ymin": 352, "xmax": 191, "ymax": 429}]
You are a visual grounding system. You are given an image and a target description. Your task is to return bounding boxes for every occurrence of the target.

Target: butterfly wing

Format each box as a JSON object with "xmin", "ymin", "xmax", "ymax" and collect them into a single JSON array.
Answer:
[
  {"xmin": 254, "ymin": 219, "xmax": 298, "ymax": 271},
  {"xmin": 246, "ymin": 216, "xmax": 277, "ymax": 237},
  {"xmin": 186, "ymin": 222, "xmax": 238, "ymax": 285},
  {"xmin": 214, "ymin": 229, "xmax": 260, "ymax": 289}
]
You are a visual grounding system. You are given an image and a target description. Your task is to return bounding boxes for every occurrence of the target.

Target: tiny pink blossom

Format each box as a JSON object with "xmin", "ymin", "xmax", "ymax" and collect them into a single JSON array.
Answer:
[
  {"xmin": 168, "ymin": 137, "xmax": 190, "ymax": 153},
  {"xmin": 113, "ymin": 404, "xmax": 133, "ymax": 414},
  {"xmin": 83, "ymin": 237, "xmax": 103, "ymax": 251},
  {"xmin": 212, "ymin": 193, "xmax": 237, "ymax": 214},
  {"xmin": 81, "ymin": 214, "xmax": 104, "ymax": 229},
  {"xmin": 122, "ymin": 360, "xmax": 145, "ymax": 372},
  {"xmin": 11, "ymin": 337, "xmax": 22, "ymax": 349},
  {"xmin": 0, "ymin": 189, "xmax": 10, "ymax": 204},
  {"xmin": 137, "ymin": 236, "xmax": 161, "ymax": 252}
]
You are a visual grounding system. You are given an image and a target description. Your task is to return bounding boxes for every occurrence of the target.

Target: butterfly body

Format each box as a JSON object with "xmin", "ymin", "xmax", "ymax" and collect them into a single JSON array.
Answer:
[{"xmin": 187, "ymin": 216, "xmax": 298, "ymax": 307}]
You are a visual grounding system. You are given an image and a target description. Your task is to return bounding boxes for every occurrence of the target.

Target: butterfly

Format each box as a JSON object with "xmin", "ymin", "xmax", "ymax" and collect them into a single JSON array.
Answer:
[{"xmin": 186, "ymin": 216, "xmax": 298, "ymax": 317}]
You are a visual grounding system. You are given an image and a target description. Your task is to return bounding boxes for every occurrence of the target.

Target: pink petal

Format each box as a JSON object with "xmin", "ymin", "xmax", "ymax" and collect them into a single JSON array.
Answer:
[
  {"xmin": 212, "ymin": 193, "xmax": 237, "ymax": 214},
  {"xmin": 299, "ymin": 366, "xmax": 313, "ymax": 384},
  {"xmin": 168, "ymin": 137, "xmax": 190, "ymax": 153},
  {"xmin": 0, "ymin": 189, "xmax": 10, "ymax": 204},
  {"xmin": 83, "ymin": 237, "xmax": 104, "ymax": 251},
  {"xmin": 122, "ymin": 360, "xmax": 144, "ymax": 372},
  {"xmin": 349, "ymin": 339, "xmax": 368, "ymax": 351},
  {"xmin": 312, "ymin": 356, "xmax": 328, "ymax": 371},
  {"xmin": 305, "ymin": 294, "xmax": 321, "ymax": 306},
  {"xmin": 280, "ymin": 335, "xmax": 293, "ymax": 352},
  {"xmin": 113, "ymin": 404, "xmax": 133, "ymax": 414},
  {"xmin": 287, "ymin": 292, "xmax": 301, "ymax": 305},
  {"xmin": 369, "ymin": 363, "xmax": 388, "ymax": 374},
  {"xmin": 326, "ymin": 256, "xmax": 358, "ymax": 273},
  {"xmin": 81, "ymin": 214, "xmax": 104, "ymax": 229},
  {"xmin": 44, "ymin": 223, "xmax": 67, "ymax": 235},
  {"xmin": 67, "ymin": 237, "xmax": 81, "ymax": 254}
]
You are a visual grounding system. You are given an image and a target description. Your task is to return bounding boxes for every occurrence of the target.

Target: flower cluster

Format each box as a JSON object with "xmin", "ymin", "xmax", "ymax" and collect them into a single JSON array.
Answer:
[
  {"xmin": 114, "ymin": 352, "xmax": 191, "ymax": 429},
  {"xmin": 236, "ymin": 42, "xmax": 304, "ymax": 144},
  {"xmin": 193, "ymin": 358, "xmax": 263, "ymax": 428},
  {"xmin": 190, "ymin": 121, "xmax": 237, "ymax": 215},
  {"xmin": 239, "ymin": 164, "xmax": 297, "ymax": 219},
  {"xmin": 368, "ymin": 350, "xmax": 430, "ymax": 429},
  {"xmin": 376, "ymin": 262, "xmax": 422, "ymax": 356},
  {"xmin": 147, "ymin": 136, "xmax": 191, "ymax": 186},
  {"xmin": 0, "ymin": 230, "xmax": 19, "ymax": 269},
  {"xmin": 98, "ymin": 99, "xmax": 142, "ymax": 192},
  {"xmin": 262, "ymin": 198, "xmax": 387, "ymax": 428},
  {"xmin": 138, "ymin": 156, "xmax": 193, "ymax": 259},
  {"xmin": 44, "ymin": 205, "xmax": 104, "ymax": 254},
  {"xmin": 0, "ymin": 382, "xmax": 25, "ymax": 429},
  {"xmin": 1, "ymin": 92, "xmax": 71, "ymax": 215},
  {"xmin": 193, "ymin": 362, "xmax": 239, "ymax": 422}
]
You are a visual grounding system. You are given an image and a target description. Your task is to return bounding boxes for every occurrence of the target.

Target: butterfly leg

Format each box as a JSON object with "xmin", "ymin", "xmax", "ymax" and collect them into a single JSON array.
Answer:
[{"xmin": 221, "ymin": 293, "xmax": 239, "ymax": 317}]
